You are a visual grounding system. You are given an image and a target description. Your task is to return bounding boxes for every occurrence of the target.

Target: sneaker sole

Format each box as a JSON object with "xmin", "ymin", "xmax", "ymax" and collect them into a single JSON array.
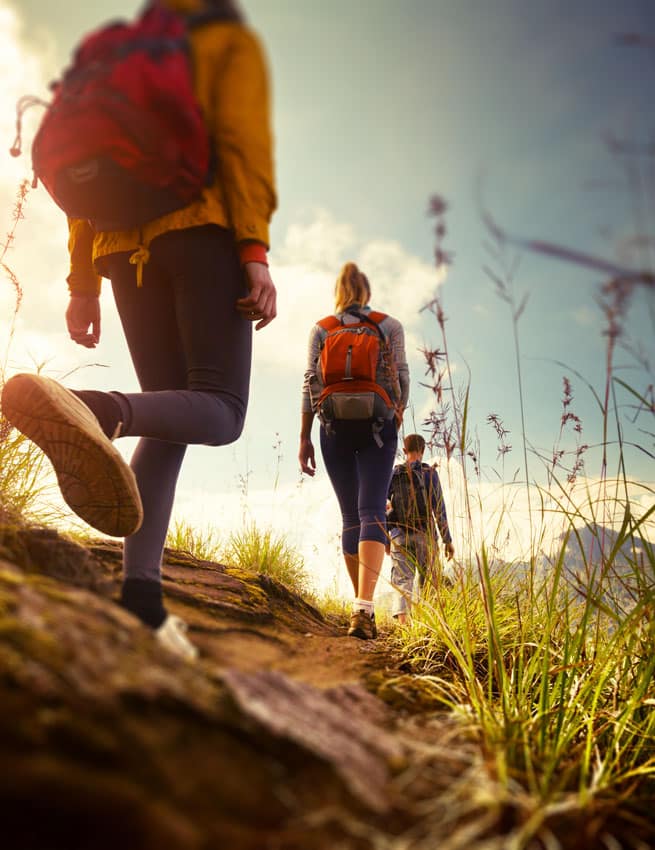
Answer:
[
  {"xmin": 347, "ymin": 626, "xmax": 378, "ymax": 640},
  {"xmin": 1, "ymin": 374, "xmax": 143, "ymax": 537}
]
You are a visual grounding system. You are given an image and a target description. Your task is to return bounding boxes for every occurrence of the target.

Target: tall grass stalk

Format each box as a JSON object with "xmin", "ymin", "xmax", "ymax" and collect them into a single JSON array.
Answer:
[
  {"xmin": 483, "ymin": 240, "xmax": 537, "ymax": 582},
  {"xmin": 423, "ymin": 196, "xmax": 477, "ymax": 555},
  {"xmin": 0, "ymin": 180, "xmax": 29, "ymax": 374}
]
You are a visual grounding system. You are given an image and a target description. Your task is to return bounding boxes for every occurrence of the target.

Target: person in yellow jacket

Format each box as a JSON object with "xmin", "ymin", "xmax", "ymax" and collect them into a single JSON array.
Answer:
[{"xmin": 1, "ymin": 0, "xmax": 277, "ymax": 661}]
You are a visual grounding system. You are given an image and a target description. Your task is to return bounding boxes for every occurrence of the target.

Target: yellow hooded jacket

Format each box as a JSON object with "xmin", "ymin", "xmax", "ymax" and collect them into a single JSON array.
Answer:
[{"xmin": 67, "ymin": 0, "xmax": 277, "ymax": 295}]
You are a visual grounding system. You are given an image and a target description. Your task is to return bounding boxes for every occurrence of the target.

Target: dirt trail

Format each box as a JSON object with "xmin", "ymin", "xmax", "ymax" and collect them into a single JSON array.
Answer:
[
  {"xmin": 159, "ymin": 546, "xmax": 402, "ymax": 689},
  {"xmin": 185, "ymin": 596, "xmax": 398, "ymax": 689},
  {"xmin": 199, "ymin": 622, "xmax": 394, "ymax": 688}
]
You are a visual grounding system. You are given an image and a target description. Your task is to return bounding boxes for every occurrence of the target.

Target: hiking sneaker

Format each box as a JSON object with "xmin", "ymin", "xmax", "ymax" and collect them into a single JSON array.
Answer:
[
  {"xmin": 347, "ymin": 610, "xmax": 378, "ymax": 640},
  {"xmin": 0, "ymin": 373, "xmax": 142, "ymax": 537},
  {"xmin": 155, "ymin": 615, "xmax": 198, "ymax": 661}
]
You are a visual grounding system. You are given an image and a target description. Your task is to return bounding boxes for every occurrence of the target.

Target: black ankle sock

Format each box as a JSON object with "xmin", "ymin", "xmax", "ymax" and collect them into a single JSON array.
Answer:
[
  {"xmin": 120, "ymin": 578, "xmax": 167, "ymax": 629},
  {"xmin": 71, "ymin": 389, "xmax": 124, "ymax": 439}
]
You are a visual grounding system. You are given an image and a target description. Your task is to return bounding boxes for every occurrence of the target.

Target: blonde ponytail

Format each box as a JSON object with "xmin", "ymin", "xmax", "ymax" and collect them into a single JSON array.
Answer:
[{"xmin": 334, "ymin": 262, "xmax": 371, "ymax": 313}]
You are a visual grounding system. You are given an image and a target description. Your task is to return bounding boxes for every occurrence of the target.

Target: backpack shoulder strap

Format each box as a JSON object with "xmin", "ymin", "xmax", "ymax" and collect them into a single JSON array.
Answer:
[
  {"xmin": 317, "ymin": 315, "xmax": 342, "ymax": 332},
  {"xmin": 346, "ymin": 308, "xmax": 388, "ymax": 341}
]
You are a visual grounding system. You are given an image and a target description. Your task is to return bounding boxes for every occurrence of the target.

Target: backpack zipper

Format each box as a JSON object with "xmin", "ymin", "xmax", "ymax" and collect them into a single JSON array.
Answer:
[{"xmin": 344, "ymin": 344, "xmax": 353, "ymax": 379}]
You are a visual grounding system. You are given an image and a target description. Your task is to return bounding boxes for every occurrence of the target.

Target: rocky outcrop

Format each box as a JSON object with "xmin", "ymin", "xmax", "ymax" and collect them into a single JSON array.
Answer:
[{"xmin": 0, "ymin": 518, "xmax": 411, "ymax": 849}]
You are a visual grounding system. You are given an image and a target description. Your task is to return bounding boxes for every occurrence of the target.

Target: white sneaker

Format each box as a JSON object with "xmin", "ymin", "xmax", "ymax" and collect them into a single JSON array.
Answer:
[
  {"xmin": 1, "ymin": 373, "xmax": 142, "ymax": 537},
  {"xmin": 155, "ymin": 615, "xmax": 198, "ymax": 661}
]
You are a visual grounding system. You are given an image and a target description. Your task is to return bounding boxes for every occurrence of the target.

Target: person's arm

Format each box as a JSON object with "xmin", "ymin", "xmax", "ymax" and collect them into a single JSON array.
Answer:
[
  {"xmin": 429, "ymin": 468, "xmax": 454, "ymax": 558},
  {"xmin": 299, "ymin": 326, "xmax": 322, "ymax": 476},
  {"xmin": 387, "ymin": 318, "xmax": 410, "ymax": 425},
  {"xmin": 201, "ymin": 26, "xmax": 277, "ymax": 328},
  {"xmin": 66, "ymin": 218, "xmax": 102, "ymax": 347},
  {"xmin": 299, "ymin": 411, "xmax": 316, "ymax": 476}
]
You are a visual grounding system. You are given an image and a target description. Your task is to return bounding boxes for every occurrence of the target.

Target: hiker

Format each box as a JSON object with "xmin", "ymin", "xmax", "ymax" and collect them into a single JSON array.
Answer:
[
  {"xmin": 387, "ymin": 433, "xmax": 454, "ymax": 625},
  {"xmin": 298, "ymin": 261, "xmax": 409, "ymax": 640},
  {"xmin": 1, "ymin": 0, "xmax": 276, "ymax": 660}
]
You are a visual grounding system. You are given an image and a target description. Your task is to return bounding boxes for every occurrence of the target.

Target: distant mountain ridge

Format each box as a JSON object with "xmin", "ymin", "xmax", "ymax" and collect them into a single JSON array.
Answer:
[
  {"xmin": 558, "ymin": 523, "xmax": 653, "ymax": 571},
  {"xmin": 549, "ymin": 523, "xmax": 655, "ymax": 609}
]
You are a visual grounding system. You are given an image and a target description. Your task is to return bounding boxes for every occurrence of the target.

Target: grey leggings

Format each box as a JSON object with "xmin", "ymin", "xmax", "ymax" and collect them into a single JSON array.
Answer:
[{"xmin": 101, "ymin": 225, "xmax": 252, "ymax": 583}]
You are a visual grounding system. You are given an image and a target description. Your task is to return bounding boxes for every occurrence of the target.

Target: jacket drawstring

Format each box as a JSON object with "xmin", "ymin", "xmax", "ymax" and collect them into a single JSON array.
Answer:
[{"xmin": 128, "ymin": 238, "xmax": 150, "ymax": 287}]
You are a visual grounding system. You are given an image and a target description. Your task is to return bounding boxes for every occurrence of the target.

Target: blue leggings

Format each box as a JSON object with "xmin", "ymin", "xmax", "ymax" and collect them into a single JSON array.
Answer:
[
  {"xmin": 100, "ymin": 224, "xmax": 252, "ymax": 583},
  {"xmin": 320, "ymin": 420, "xmax": 398, "ymax": 555}
]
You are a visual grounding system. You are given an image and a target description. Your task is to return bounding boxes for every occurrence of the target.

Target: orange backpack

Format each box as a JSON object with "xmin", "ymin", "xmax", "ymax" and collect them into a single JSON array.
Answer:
[{"xmin": 316, "ymin": 309, "xmax": 396, "ymax": 425}]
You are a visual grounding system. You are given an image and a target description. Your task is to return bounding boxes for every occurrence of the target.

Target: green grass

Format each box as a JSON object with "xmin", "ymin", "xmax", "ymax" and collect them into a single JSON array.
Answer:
[
  {"xmin": 222, "ymin": 522, "xmax": 310, "ymax": 597},
  {"xmin": 399, "ymin": 218, "xmax": 655, "ymax": 843},
  {"xmin": 396, "ymin": 503, "xmax": 655, "ymax": 837},
  {"xmin": 165, "ymin": 518, "xmax": 223, "ymax": 563},
  {"xmin": 0, "ymin": 418, "xmax": 50, "ymax": 521},
  {"xmin": 165, "ymin": 519, "xmax": 314, "ymax": 598}
]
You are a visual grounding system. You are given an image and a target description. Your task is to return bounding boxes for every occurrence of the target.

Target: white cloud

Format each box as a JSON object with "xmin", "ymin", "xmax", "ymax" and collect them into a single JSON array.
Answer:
[
  {"xmin": 273, "ymin": 208, "xmax": 357, "ymax": 272},
  {"xmin": 258, "ymin": 209, "xmax": 446, "ymax": 372},
  {"xmin": 0, "ymin": 4, "xmax": 59, "ymax": 194},
  {"xmin": 355, "ymin": 238, "xmax": 443, "ymax": 330},
  {"xmin": 0, "ymin": 2, "xmax": 71, "ymax": 354}
]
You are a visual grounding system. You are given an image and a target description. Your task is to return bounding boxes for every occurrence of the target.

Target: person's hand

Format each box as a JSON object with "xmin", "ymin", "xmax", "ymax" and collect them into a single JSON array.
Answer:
[
  {"xmin": 299, "ymin": 437, "xmax": 316, "ymax": 476},
  {"xmin": 394, "ymin": 405, "xmax": 404, "ymax": 429},
  {"xmin": 66, "ymin": 294, "xmax": 101, "ymax": 348},
  {"xmin": 236, "ymin": 262, "xmax": 277, "ymax": 330},
  {"xmin": 444, "ymin": 541, "xmax": 455, "ymax": 560}
]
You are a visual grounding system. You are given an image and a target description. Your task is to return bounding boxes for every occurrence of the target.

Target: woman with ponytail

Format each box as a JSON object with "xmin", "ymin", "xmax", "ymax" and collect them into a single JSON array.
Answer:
[{"xmin": 299, "ymin": 262, "xmax": 409, "ymax": 639}]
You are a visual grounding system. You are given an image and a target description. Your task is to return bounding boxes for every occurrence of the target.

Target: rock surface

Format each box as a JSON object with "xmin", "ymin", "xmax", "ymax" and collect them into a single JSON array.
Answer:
[{"xmin": 0, "ymin": 518, "xmax": 422, "ymax": 849}]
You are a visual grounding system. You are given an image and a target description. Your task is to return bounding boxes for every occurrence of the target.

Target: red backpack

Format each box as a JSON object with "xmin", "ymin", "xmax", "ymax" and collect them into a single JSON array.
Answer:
[
  {"xmin": 316, "ymin": 309, "xmax": 397, "ymax": 426},
  {"xmin": 11, "ymin": 2, "xmax": 214, "ymax": 231}
]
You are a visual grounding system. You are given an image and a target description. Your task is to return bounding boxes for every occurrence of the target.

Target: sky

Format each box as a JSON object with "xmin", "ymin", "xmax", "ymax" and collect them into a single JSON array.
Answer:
[{"xmin": 0, "ymin": 0, "xmax": 653, "ymax": 595}]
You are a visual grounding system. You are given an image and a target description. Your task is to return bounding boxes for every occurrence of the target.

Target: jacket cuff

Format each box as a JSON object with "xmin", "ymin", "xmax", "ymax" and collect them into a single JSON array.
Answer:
[
  {"xmin": 238, "ymin": 241, "xmax": 268, "ymax": 266},
  {"xmin": 67, "ymin": 270, "xmax": 102, "ymax": 297}
]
